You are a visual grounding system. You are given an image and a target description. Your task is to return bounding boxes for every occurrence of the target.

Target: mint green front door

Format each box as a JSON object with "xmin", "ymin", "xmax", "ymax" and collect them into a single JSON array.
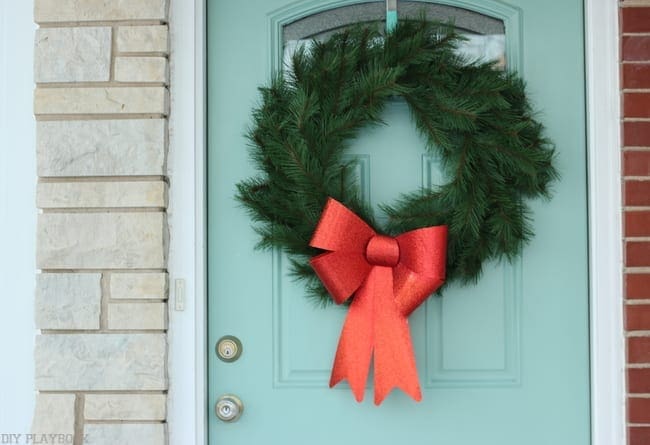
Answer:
[{"xmin": 207, "ymin": 1, "xmax": 589, "ymax": 444}]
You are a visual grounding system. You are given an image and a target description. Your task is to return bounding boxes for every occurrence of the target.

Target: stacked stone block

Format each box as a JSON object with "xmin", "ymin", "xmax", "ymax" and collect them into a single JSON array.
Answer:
[{"xmin": 32, "ymin": 1, "xmax": 170, "ymax": 444}]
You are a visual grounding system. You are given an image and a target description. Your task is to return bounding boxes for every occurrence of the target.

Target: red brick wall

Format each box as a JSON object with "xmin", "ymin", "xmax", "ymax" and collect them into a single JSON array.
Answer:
[{"xmin": 622, "ymin": 2, "xmax": 650, "ymax": 444}]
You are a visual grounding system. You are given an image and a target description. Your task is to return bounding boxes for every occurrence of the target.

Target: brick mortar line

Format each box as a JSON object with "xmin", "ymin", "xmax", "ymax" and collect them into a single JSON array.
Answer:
[
  {"xmin": 39, "ymin": 329, "xmax": 168, "ymax": 335},
  {"xmin": 622, "ymin": 61, "xmax": 650, "ymax": 65},
  {"xmin": 624, "ymin": 89, "xmax": 650, "ymax": 93},
  {"xmin": 38, "ymin": 390, "xmax": 167, "ymax": 395},
  {"xmin": 35, "ymin": 113, "xmax": 167, "ymax": 121},
  {"xmin": 108, "ymin": 299, "xmax": 168, "ymax": 303},
  {"xmin": 34, "ymin": 390, "xmax": 79, "ymax": 394},
  {"xmin": 627, "ymin": 331, "xmax": 650, "ymax": 337},
  {"xmin": 100, "ymin": 274, "xmax": 109, "ymax": 330},
  {"xmin": 39, "ymin": 269, "xmax": 167, "ymax": 273},
  {"xmin": 622, "ymin": 33, "xmax": 650, "ymax": 37},
  {"xmin": 74, "ymin": 393, "xmax": 85, "ymax": 445},
  {"xmin": 39, "ymin": 208, "xmax": 167, "ymax": 213},
  {"xmin": 38, "ymin": 176, "xmax": 167, "ymax": 182},
  {"xmin": 627, "ymin": 299, "xmax": 650, "ymax": 304},
  {"xmin": 629, "ymin": 394, "xmax": 650, "ymax": 398},
  {"xmin": 39, "ymin": 207, "xmax": 168, "ymax": 213},
  {"xmin": 623, "ymin": 118, "xmax": 650, "ymax": 122},
  {"xmin": 625, "ymin": 176, "xmax": 650, "ymax": 180},
  {"xmin": 623, "ymin": 147, "xmax": 650, "ymax": 151},
  {"xmin": 115, "ymin": 52, "xmax": 169, "ymax": 57},
  {"xmin": 37, "ymin": 20, "xmax": 167, "ymax": 28},
  {"xmin": 36, "ymin": 82, "xmax": 168, "ymax": 88},
  {"xmin": 625, "ymin": 206, "xmax": 650, "ymax": 211},
  {"xmin": 626, "ymin": 267, "xmax": 650, "ymax": 273},
  {"xmin": 110, "ymin": 26, "xmax": 117, "ymax": 82},
  {"xmin": 84, "ymin": 420, "xmax": 166, "ymax": 425},
  {"xmin": 625, "ymin": 237, "xmax": 650, "ymax": 241},
  {"xmin": 115, "ymin": 53, "xmax": 170, "ymax": 59}
]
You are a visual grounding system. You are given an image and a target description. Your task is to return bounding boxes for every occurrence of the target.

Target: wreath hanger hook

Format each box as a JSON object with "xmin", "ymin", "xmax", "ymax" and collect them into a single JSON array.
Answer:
[{"xmin": 386, "ymin": 0, "xmax": 397, "ymax": 33}]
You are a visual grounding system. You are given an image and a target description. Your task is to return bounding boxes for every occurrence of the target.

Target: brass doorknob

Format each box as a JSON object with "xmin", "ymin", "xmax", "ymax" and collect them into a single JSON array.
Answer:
[{"xmin": 215, "ymin": 394, "xmax": 244, "ymax": 422}]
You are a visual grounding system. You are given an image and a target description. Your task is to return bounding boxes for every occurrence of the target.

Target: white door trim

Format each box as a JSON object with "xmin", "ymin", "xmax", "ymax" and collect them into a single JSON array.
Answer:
[
  {"xmin": 166, "ymin": 0, "xmax": 208, "ymax": 444},
  {"xmin": 166, "ymin": 0, "xmax": 624, "ymax": 443},
  {"xmin": 584, "ymin": 0, "xmax": 625, "ymax": 443}
]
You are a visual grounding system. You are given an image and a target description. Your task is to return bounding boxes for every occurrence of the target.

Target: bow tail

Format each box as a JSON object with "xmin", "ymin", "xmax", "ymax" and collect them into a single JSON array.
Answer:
[
  {"xmin": 373, "ymin": 267, "xmax": 422, "ymax": 405},
  {"xmin": 329, "ymin": 274, "xmax": 374, "ymax": 402}
]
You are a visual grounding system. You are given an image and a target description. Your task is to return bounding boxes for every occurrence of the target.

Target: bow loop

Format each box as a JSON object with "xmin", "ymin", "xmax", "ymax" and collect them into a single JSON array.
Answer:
[
  {"xmin": 310, "ymin": 251, "xmax": 372, "ymax": 304},
  {"xmin": 309, "ymin": 199, "xmax": 377, "ymax": 304},
  {"xmin": 310, "ymin": 199, "xmax": 375, "ymax": 252},
  {"xmin": 394, "ymin": 227, "xmax": 448, "ymax": 316}
]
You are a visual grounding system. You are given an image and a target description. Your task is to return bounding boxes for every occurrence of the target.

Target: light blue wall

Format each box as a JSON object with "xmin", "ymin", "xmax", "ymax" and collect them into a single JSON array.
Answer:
[{"xmin": 0, "ymin": 0, "xmax": 36, "ymax": 434}]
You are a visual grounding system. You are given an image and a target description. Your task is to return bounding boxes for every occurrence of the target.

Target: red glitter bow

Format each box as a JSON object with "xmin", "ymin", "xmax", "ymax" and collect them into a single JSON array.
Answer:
[{"xmin": 310, "ymin": 198, "xmax": 447, "ymax": 405}]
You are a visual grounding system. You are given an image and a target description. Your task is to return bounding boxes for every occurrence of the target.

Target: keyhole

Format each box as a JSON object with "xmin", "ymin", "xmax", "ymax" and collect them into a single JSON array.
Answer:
[{"xmin": 216, "ymin": 336, "xmax": 242, "ymax": 362}]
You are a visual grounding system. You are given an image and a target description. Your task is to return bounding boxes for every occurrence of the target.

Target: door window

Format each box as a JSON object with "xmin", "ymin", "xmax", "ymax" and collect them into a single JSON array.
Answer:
[{"xmin": 283, "ymin": 2, "xmax": 506, "ymax": 69}]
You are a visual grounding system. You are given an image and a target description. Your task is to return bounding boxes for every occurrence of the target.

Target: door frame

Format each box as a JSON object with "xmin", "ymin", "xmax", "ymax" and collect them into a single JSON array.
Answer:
[{"xmin": 166, "ymin": 0, "xmax": 624, "ymax": 444}]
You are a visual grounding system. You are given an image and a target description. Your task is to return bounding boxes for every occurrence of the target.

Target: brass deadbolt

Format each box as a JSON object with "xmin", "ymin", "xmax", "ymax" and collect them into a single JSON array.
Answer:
[{"xmin": 216, "ymin": 335, "xmax": 243, "ymax": 362}]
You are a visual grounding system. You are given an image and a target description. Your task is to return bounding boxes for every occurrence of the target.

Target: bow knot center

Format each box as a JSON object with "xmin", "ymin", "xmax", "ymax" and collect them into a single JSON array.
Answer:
[{"xmin": 365, "ymin": 235, "xmax": 400, "ymax": 267}]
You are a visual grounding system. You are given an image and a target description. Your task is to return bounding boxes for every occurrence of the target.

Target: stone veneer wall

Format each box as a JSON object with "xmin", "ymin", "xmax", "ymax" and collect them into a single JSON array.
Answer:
[{"xmin": 32, "ymin": 1, "xmax": 170, "ymax": 444}]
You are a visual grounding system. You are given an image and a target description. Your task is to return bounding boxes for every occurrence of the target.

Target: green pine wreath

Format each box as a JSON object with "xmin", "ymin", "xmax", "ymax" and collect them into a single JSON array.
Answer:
[{"xmin": 237, "ymin": 20, "xmax": 558, "ymax": 305}]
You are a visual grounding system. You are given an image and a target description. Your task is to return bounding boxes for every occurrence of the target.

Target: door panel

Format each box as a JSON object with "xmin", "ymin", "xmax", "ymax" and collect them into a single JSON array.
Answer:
[{"xmin": 207, "ymin": 1, "xmax": 589, "ymax": 444}]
